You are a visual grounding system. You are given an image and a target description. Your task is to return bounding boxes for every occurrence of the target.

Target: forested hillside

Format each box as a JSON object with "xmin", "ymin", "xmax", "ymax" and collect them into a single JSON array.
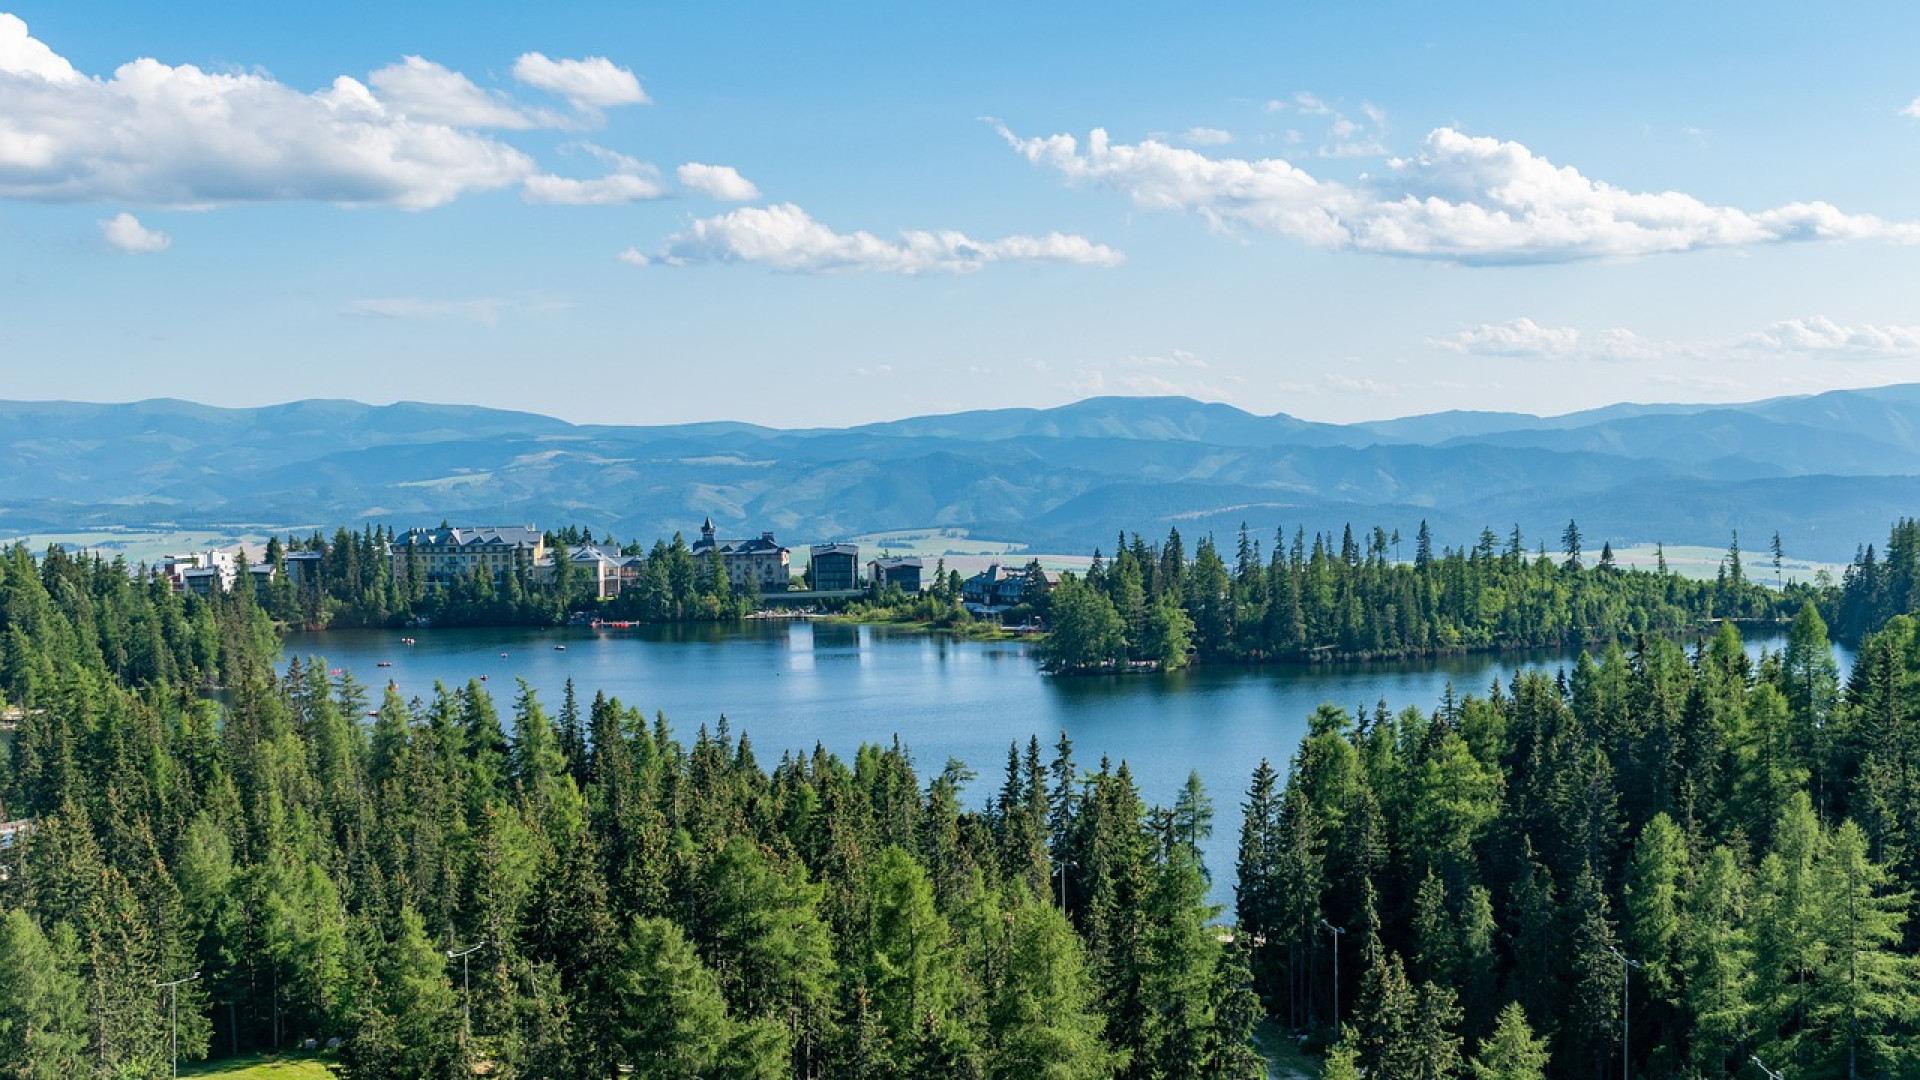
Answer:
[
  {"xmin": 13, "ymin": 387, "xmax": 1920, "ymax": 561},
  {"xmin": 0, "ymin": 544, "xmax": 1258, "ymax": 1079},
  {"xmin": 4, "ymin": 517, "xmax": 1920, "ymax": 1078},
  {"xmin": 1237, "ymin": 602, "xmax": 1920, "ymax": 1079}
]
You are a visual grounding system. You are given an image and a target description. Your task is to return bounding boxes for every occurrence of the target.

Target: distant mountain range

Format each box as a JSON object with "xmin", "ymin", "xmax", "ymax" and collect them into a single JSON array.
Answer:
[{"xmin": 4, "ymin": 387, "xmax": 1919, "ymax": 563}]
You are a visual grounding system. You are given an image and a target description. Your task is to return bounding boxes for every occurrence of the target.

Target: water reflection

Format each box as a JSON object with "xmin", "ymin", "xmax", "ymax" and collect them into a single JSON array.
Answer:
[{"xmin": 286, "ymin": 621, "xmax": 1835, "ymax": 911}]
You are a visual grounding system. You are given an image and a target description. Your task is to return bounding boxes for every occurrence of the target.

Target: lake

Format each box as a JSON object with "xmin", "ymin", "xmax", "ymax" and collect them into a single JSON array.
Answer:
[{"xmin": 283, "ymin": 621, "xmax": 1834, "ymax": 910}]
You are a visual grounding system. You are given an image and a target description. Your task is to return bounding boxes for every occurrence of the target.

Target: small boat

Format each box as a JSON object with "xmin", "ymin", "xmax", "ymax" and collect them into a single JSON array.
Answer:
[
  {"xmin": 376, "ymin": 661, "xmax": 393, "ymax": 668},
  {"xmin": 480, "ymin": 675, "xmax": 488, "ymax": 681},
  {"xmin": 500, "ymin": 652, "xmax": 509, "ymax": 658},
  {"xmin": 554, "ymin": 645, "xmax": 566, "ymax": 651}
]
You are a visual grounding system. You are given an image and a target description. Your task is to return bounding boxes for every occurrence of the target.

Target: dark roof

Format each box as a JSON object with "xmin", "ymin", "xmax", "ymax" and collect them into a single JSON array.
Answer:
[{"xmin": 401, "ymin": 526, "xmax": 542, "ymax": 549}]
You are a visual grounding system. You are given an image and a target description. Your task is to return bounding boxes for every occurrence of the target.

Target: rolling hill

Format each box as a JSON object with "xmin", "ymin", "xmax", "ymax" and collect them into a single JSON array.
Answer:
[{"xmin": 2, "ymin": 388, "xmax": 1916, "ymax": 563}]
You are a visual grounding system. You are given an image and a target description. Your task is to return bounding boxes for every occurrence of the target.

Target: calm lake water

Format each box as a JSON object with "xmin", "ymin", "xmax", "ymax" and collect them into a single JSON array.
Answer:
[{"xmin": 283, "ymin": 621, "xmax": 1834, "ymax": 910}]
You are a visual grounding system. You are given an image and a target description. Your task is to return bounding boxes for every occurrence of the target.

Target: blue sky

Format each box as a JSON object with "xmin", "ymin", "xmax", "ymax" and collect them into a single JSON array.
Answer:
[{"xmin": 5, "ymin": 2, "xmax": 1920, "ymax": 427}]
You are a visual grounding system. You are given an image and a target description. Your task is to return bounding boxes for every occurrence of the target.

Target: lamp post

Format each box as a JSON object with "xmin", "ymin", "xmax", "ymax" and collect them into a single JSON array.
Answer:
[
  {"xmin": 154, "ymin": 971, "xmax": 200, "ymax": 1080},
  {"xmin": 1751, "ymin": 1056, "xmax": 1785, "ymax": 1080},
  {"xmin": 447, "ymin": 941, "xmax": 487, "ymax": 1047},
  {"xmin": 1055, "ymin": 860, "xmax": 1075, "ymax": 911},
  {"xmin": 1608, "ymin": 945, "xmax": 1641, "ymax": 1080},
  {"xmin": 1321, "ymin": 918, "xmax": 1346, "ymax": 1039}
]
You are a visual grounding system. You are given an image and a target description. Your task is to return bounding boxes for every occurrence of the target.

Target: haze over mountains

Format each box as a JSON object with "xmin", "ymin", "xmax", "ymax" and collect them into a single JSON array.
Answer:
[{"xmin": 5, "ymin": 386, "xmax": 1920, "ymax": 562}]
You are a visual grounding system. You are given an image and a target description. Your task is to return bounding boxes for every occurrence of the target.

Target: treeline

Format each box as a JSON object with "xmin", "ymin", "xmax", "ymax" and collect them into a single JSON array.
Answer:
[
  {"xmin": 0, "ymin": 540, "xmax": 1260, "ymax": 1078},
  {"xmin": 1041, "ymin": 522, "xmax": 1796, "ymax": 672},
  {"xmin": 1236, "ymin": 603, "xmax": 1920, "ymax": 1078},
  {"xmin": 253, "ymin": 526, "xmax": 752, "ymax": 629},
  {"xmin": 1830, "ymin": 516, "xmax": 1920, "ymax": 643}
]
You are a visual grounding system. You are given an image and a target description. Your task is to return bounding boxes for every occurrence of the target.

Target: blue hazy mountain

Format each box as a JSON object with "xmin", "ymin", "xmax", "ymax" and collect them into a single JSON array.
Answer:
[{"xmin": 3, "ymin": 388, "xmax": 1919, "ymax": 561}]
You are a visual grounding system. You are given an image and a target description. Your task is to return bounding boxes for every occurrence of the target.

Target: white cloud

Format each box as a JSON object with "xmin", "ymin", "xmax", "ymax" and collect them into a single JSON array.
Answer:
[
  {"xmin": 1904, "ymin": 98, "xmax": 1920, "ymax": 119},
  {"xmin": 1067, "ymin": 349, "xmax": 1232, "ymax": 399},
  {"xmin": 1428, "ymin": 313, "xmax": 1920, "ymax": 366},
  {"xmin": 0, "ymin": 12, "xmax": 75, "ymax": 82},
  {"xmin": 1743, "ymin": 316, "xmax": 1920, "ymax": 355},
  {"xmin": 1322, "ymin": 373, "xmax": 1394, "ymax": 396},
  {"xmin": 648, "ymin": 202, "xmax": 1123, "ymax": 275},
  {"xmin": 1000, "ymin": 123, "xmax": 1920, "ymax": 264},
  {"xmin": 512, "ymin": 52, "xmax": 647, "ymax": 111},
  {"xmin": 1292, "ymin": 92, "xmax": 1333, "ymax": 116},
  {"xmin": 617, "ymin": 247, "xmax": 650, "ymax": 266},
  {"xmin": 98, "ymin": 211, "xmax": 169, "ymax": 253},
  {"xmin": 1115, "ymin": 348, "xmax": 1208, "ymax": 370},
  {"xmin": 1181, "ymin": 127, "xmax": 1233, "ymax": 147},
  {"xmin": 0, "ymin": 16, "xmax": 535, "ymax": 208},
  {"xmin": 341, "ymin": 297, "xmax": 503, "ymax": 324},
  {"xmin": 677, "ymin": 162, "xmax": 761, "ymax": 201},
  {"xmin": 1432, "ymin": 318, "xmax": 1662, "ymax": 362},
  {"xmin": 368, "ymin": 56, "xmax": 547, "ymax": 129},
  {"xmin": 524, "ymin": 170, "xmax": 664, "ymax": 205}
]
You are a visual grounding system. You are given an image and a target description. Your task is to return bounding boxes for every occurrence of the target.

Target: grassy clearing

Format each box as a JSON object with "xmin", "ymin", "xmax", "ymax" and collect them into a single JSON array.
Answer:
[
  {"xmin": 178, "ymin": 1053, "xmax": 337, "ymax": 1079},
  {"xmin": 1252, "ymin": 1020, "xmax": 1323, "ymax": 1080}
]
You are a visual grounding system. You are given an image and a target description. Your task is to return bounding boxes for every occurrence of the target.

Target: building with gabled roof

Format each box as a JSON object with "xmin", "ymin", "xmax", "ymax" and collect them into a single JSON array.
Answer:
[
  {"xmin": 960, "ymin": 561, "xmax": 1050, "ymax": 612},
  {"xmin": 392, "ymin": 525, "xmax": 544, "ymax": 589},
  {"xmin": 869, "ymin": 555, "xmax": 924, "ymax": 594},
  {"xmin": 691, "ymin": 518, "xmax": 791, "ymax": 595}
]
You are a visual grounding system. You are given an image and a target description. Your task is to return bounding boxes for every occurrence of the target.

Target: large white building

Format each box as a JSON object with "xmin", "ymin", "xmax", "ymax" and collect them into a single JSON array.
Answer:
[{"xmin": 391, "ymin": 525, "xmax": 545, "ymax": 588}]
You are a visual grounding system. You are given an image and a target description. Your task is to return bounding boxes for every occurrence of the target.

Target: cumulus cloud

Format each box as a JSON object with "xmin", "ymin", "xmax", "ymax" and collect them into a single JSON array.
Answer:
[
  {"xmin": 98, "ymin": 211, "xmax": 169, "ymax": 253},
  {"xmin": 999, "ymin": 123, "xmax": 1920, "ymax": 264},
  {"xmin": 1904, "ymin": 98, "xmax": 1920, "ymax": 119},
  {"xmin": 523, "ymin": 142, "xmax": 664, "ymax": 203},
  {"xmin": 1181, "ymin": 127, "xmax": 1233, "ymax": 147},
  {"xmin": 524, "ymin": 169, "xmax": 664, "ymax": 205},
  {"xmin": 0, "ymin": 12, "xmax": 74, "ymax": 81},
  {"xmin": 0, "ymin": 16, "xmax": 660, "ymax": 210},
  {"xmin": 647, "ymin": 202, "xmax": 1123, "ymax": 274},
  {"xmin": 1432, "ymin": 318, "xmax": 1663, "ymax": 362},
  {"xmin": 677, "ymin": 162, "xmax": 761, "ymax": 201},
  {"xmin": 512, "ymin": 52, "xmax": 647, "ymax": 111},
  {"xmin": 1743, "ymin": 316, "xmax": 1920, "ymax": 355},
  {"xmin": 368, "ymin": 56, "xmax": 546, "ymax": 129}
]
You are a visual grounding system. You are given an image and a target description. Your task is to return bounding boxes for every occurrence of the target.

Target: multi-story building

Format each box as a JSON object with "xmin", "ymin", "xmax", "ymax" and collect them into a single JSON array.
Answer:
[
  {"xmin": 534, "ymin": 543, "xmax": 631, "ymax": 601},
  {"xmin": 960, "ymin": 561, "xmax": 1050, "ymax": 612},
  {"xmin": 160, "ymin": 549, "xmax": 239, "ymax": 595},
  {"xmin": 868, "ymin": 555, "xmax": 924, "ymax": 593},
  {"xmin": 809, "ymin": 543, "xmax": 861, "ymax": 591},
  {"xmin": 690, "ymin": 518, "xmax": 791, "ymax": 595},
  {"xmin": 391, "ymin": 525, "xmax": 544, "ymax": 589}
]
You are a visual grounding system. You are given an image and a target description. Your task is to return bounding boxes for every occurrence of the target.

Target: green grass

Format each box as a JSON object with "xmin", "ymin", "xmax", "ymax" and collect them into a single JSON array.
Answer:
[
  {"xmin": 178, "ymin": 1052, "xmax": 338, "ymax": 1079},
  {"xmin": 1252, "ymin": 1020, "xmax": 1323, "ymax": 1080}
]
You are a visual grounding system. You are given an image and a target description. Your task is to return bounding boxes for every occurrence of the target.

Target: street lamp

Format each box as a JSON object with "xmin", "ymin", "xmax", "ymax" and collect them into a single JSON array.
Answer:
[
  {"xmin": 447, "ymin": 941, "xmax": 487, "ymax": 1047},
  {"xmin": 1054, "ymin": 860, "xmax": 1075, "ymax": 911},
  {"xmin": 154, "ymin": 970, "xmax": 201, "ymax": 1080},
  {"xmin": 1608, "ymin": 946, "xmax": 1641, "ymax": 1080},
  {"xmin": 1751, "ymin": 1056, "xmax": 1785, "ymax": 1080},
  {"xmin": 1321, "ymin": 918, "xmax": 1346, "ymax": 1039}
]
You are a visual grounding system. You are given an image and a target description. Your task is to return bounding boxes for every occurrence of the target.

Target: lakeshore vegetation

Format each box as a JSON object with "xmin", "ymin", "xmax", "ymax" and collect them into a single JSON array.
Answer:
[{"xmin": 1, "ymin": 519, "xmax": 1920, "ymax": 1077}]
